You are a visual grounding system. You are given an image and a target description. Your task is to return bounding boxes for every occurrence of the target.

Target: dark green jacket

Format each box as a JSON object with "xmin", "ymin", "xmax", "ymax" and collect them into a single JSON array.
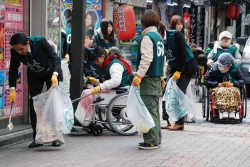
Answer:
[{"xmin": 9, "ymin": 36, "xmax": 62, "ymax": 88}]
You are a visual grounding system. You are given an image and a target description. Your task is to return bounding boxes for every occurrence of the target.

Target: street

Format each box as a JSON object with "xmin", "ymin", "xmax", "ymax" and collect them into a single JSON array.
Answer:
[{"xmin": 1, "ymin": 98, "xmax": 250, "ymax": 167}]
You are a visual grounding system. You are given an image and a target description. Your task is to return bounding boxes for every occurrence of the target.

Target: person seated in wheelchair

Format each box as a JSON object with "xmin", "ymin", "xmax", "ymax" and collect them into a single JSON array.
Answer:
[
  {"xmin": 90, "ymin": 46, "xmax": 134, "ymax": 95},
  {"xmin": 207, "ymin": 31, "xmax": 242, "ymax": 67},
  {"xmin": 83, "ymin": 46, "xmax": 107, "ymax": 89},
  {"xmin": 204, "ymin": 52, "xmax": 245, "ymax": 119}
]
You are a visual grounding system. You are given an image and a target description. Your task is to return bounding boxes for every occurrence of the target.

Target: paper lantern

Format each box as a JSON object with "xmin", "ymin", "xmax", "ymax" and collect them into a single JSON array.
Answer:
[
  {"xmin": 114, "ymin": 4, "xmax": 136, "ymax": 41},
  {"xmin": 226, "ymin": 5, "xmax": 240, "ymax": 20}
]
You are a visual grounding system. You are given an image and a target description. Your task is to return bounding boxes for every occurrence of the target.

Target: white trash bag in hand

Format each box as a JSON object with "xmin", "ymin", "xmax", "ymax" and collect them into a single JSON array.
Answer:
[
  {"xmin": 59, "ymin": 59, "xmax": 71, "ymax": 96},
  {"xmin": 162, "ymin": 78, "xmax": 196, "ymax": 123},
  {"xmin": 127, "ymin": 86, "xmax": 155, "ymax": 134},
  {"xmin": 33, "ymin": 87, "xmax": 74, "ymax": 144}
]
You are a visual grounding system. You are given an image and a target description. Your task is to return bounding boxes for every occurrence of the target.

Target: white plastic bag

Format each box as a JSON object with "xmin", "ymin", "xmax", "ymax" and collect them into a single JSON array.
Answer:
[
  {"xmin": 162, "ymin": 79, "xmax": 196, "ymax": 122},
  {"xmin": 126, "ymin": 86, "xmax": 155, "ymax": 134},
  {"xmin": 33, "ymin": 87, "xmax": 74, "ymax": 144},
  {"xmin": 59, "ymin": 59, "xmax": 71, "ymax": 96},
  {"xmin": 74, "ymin": 89, "xmax": 95, "ymax": 127}
]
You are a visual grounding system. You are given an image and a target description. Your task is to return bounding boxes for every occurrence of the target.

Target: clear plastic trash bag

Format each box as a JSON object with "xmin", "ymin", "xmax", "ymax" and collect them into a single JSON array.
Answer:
[
  {"xmin": 162, "ymin": 79, "xmax": 196, "ymax": 122},
  {"xmin": 126, "ymin": 86, "xmax": 155, "ymax": 134},
  {"xmin": 59, "ymin": 59, "xmax": 71, "ymax": 96},
  {"xmin": 33, "ymin": 87, "xmax": 74, "ymax": 144}
]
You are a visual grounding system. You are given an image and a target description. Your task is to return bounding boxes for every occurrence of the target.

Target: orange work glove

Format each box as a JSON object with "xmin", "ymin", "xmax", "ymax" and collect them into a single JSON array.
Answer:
[
  {"xmin": 172, "ymin": 71, "xmax": 181, "ymax": 80},
  {"xmin": 51, "ymin": 74, "xmax": 58, "ymax": 88},
  {"xmin": 91, "ymin": 86, "xmax": 101, "ymax": 94},
  {"xmin": 65, "ymin": 54, "xmax": 70, "ymax": 62},
  {"xmin": 9, "ymin": 89, "xmax": 16, "ymax": 103},
  {"xmin": 132, "ymin": 76, "xmax": 142, "ymax": 87},
  {"xmin": 161, "ymin": 79, "xmax": 166, "ymax": 90},
  {"xmin": 87, "ymin": 77, "xmax": 98, "ymax": 85}
]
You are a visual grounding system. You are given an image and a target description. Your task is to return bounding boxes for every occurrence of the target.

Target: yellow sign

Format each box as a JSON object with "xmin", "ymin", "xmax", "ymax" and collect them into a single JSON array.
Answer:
[{"xmin": 5, "ymin": 0, "xmax": 21, "ymax": 6}]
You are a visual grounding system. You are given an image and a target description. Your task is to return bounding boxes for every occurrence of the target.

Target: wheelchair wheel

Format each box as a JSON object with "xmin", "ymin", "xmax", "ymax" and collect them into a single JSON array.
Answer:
[
  {"xmin": 202, "ymin": 85, "xmax": 209, "ymax": 121},
  {"xmin": 106, "ymin": 93, "xmax": 138, "ymax": 136},
  {"xmin": 241, "ymin": 86, "xmax": 247, "ymax": 118},
  {"xmin": 89, "ymin": 123, "xmax": 103, "ymax": 136},
  {"xmin": 196, "ymin": 85, "xmax": 203, "ymax": 103}
]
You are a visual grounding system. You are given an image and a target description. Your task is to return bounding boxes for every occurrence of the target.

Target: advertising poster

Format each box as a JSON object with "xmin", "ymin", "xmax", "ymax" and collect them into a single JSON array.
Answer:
[
  {"xmin": 0, "ymin": 71, "xmax": 4, "ymax": 117},
  {"xmin": 60, "ymin": 0, "xmax": 103, "ymax": 48},
  {"xmin": 2, "ymin": 70, "xmax": 23, "ymax": 119},
  {"xmin": 0, "ymin": 0, "xmax": 23, "ymax": 119}
]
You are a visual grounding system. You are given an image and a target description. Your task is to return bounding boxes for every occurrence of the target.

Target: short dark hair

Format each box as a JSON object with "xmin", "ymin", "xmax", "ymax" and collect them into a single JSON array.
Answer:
[
  {"xmin": 86, "ymin": 29, "xmax": 94, "ymax": 39},
  {"xmin": 10, "ymin": 33, "xmax": 28, "ymax": 45},
  {"xmin": 64, "ymin": 9, "xmax": 72, "ymax": 19},
  {"xmin": 141, "ymin": 10, "xmax": 160, "ymax": 28},
  {"xmin": 100, "ymin": 19, "xmax": 114, "ymax": 41}
]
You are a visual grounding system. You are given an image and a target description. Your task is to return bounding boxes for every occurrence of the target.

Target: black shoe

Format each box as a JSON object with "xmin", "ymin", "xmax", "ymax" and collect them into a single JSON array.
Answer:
[
  {"xmin": 138, "ymin": 143, "xmax": 159, "ymax": 150},
  {"xmin": 138, "ymin": 142, "xmax": 161, "ymax": 147},
  {"xmin": 28, "ymin": 141, "xmax": 43, "ymax": 148},
  {"xmin": 52, "ymin": 141, "xmax": 61, "ymax": 147},
  {"xmin": 162, "ymin": 112, "xmax": 169, "ymax": 121}
]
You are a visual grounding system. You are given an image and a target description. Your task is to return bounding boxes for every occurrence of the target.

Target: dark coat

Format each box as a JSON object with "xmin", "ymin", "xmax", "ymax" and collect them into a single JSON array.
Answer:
[
  {"xmin": 9, "ymin": 36, "xmax": 63, "ymax": 88},
  {"xmin": 204, "ymin": 63, "xmax": 245, "ymax": 88}
]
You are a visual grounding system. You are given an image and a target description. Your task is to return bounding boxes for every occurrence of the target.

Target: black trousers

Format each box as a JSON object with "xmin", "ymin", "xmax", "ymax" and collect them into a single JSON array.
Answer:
[
  {"xmin": 27, "ymin": 72, "xmax": 52, "ymax": 140},
  {"xmin": 163, "ymin": 72, "xmax": 192, "ymax": 125}
]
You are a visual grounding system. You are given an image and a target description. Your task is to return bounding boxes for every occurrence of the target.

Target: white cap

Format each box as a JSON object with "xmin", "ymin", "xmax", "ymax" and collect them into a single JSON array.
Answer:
[{"xmin": 219, "ymin": 31, "xmax": 232, "ymax": 41}]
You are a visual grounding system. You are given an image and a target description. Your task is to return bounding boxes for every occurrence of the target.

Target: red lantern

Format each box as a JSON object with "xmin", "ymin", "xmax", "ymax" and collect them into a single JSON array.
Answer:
[
  {"xmin": 114, "ymin": 4, "xmax": 136, "ymax": 41},
  {"xmin": 226, "ymin": 5, "xmax": 240, "ymax": 20}
]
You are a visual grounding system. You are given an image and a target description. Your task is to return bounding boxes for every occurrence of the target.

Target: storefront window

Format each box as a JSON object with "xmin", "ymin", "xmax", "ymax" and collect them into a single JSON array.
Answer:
[{"xmin": 47, "ymin": 0, "xmax": 61, "ymax": 54}]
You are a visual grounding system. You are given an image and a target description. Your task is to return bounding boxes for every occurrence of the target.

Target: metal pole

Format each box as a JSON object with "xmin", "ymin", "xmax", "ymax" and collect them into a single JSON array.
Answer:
[
  {"xmin": 176, "ymin": 0, "xmax": 184, "ymax": 16},
  {"xmin": 70, "ymin": 0, "xmax": 86, "ymax": 111}
]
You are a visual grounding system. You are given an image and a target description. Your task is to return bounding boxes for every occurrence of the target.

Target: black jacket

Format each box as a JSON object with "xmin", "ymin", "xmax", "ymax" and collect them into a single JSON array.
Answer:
[
  {"xmin": 9, "ymin": 36, "xmax": 63, "ymax": 88},
  {"xmin": 204, "ymin": 64, "xmax": 245, "ymax": 88}
]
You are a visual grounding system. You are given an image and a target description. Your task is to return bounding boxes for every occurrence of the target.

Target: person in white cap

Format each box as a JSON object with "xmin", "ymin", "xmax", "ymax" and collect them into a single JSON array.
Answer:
[
  {"xmin": 204, "ymin": 52, "xmax": 245, "ymax": 119},
  {"xmin": 207, "ymin": 31, "xmax": 242, "ymax": 66}
]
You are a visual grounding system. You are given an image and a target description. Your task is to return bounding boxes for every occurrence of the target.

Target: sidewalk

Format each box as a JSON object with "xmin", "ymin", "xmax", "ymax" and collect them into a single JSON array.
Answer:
[{"xmin": 0, "ymin": 102, "xmax": 250, "ymax": 167}]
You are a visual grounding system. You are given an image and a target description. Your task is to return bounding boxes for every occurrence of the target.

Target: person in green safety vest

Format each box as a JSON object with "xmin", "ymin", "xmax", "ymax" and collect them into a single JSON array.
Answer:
[
  {"xmin": 161, "ymin": 15, "xmax": 197, "ymax": 131},
  {"xmin": 207, "ymin": 31, "xmax": 242, "ymax": 66},
  {"xmin": 61, "ymin": 16, "xmax": 71, "ymax": 62}
]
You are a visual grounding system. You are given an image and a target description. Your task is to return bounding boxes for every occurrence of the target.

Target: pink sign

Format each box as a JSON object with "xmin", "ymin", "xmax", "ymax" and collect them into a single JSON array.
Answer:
[{"xmin": 0, "ymin": 0, "xmax": 23, "ymax": 119}]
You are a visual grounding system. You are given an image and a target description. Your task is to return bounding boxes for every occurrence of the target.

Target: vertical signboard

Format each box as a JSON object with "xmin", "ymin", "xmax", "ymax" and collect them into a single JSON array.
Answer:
[
  {"xmin": 197, "ymin": 7, "xmax": 205, "ymax": 48},
  {"xmin": 189, "ymin": 4, "xmax": 197, "ymax": 45},
  {"xmin": 0, "ymin": 0, "xmax": 23, "ymax": 119}
]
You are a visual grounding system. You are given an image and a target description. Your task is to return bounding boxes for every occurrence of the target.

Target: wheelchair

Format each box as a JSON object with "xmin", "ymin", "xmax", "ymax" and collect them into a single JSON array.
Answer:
[
  {"xmin": 202, "ymin": 85, "xmax": 247, "ymax": 122},
  {"xmin": 71, "ymin": 87, "xmax": 138, "ymax": 136}
]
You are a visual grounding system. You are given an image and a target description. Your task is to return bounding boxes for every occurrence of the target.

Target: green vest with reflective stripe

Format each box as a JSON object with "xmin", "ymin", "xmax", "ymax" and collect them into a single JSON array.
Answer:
[{"xmin": 136, "ymin": 31, "xmax": 164, "ymax": 76}]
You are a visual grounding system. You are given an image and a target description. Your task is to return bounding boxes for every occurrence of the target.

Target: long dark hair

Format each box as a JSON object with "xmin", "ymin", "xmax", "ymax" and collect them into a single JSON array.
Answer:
[
  {"xmin": 158, "ymin": 22, "xmax": 166, "ymax": 38},
  {"xmin": 100, "ymin": 19, "xmax": 114, "ymax": 41},
  {"xmin": 86, "ymin": 10, "xmax": 98, "ymax": 29}
]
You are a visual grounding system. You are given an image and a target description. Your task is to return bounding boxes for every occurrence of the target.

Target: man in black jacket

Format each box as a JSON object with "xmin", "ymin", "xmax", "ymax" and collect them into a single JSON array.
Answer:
[{"xmin": 9, "ymin": 33, "xmax": 63, "ymax": 148}]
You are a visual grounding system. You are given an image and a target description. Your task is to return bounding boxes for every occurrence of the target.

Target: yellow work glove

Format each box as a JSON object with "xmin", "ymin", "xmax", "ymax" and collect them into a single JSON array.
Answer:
[
  {"xmin": 91, "ymin": 86, "xmax": 101, "ymax": 94},
  {"xmin": 65, "ymin": 54, "xmax": 70, "ymax": 62},
  {"xmin": 172, "ymin": 71, "xmax": 181, "ymax": 80},
  {"xmin": 9, "ymin": 89, "xmax": 16, "ymax": 103},
  {"xmin": 87, "ymin": 76, "xmax": 98, "ymax": 85},
  {"xmin": 105, "ymin": 49, "xmax": 109, "ymax": 55},
  {"xmin": 51, "ymin": 74, "xmax": 58, "ymax": 87},
  {"xmin": 161, "ymin": 79, "xmax": 166, "ymax": 90},
  {"xmin": 132, "ymin": 75, "xmax": 142, "ymax": 87}
]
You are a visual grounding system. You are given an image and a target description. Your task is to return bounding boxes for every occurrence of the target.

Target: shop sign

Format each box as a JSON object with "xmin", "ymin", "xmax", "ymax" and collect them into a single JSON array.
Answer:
[
  {"xmin": 113, "ymin": 0, "xmax": 147, "ymax": 8},
  {"xmin": 190, "ymin": 5, "xmax": 197, "ymax": 44}
]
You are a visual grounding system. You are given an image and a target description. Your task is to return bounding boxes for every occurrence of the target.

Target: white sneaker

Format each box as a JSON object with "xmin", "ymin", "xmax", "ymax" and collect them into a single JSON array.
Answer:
[
  {"xmin": 222, "ymin": 112, "xmax": 228, "ymax": 119},
  {"xmin": 229, "ymin": 112, "xmax": 235, "ymax": 119}
]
